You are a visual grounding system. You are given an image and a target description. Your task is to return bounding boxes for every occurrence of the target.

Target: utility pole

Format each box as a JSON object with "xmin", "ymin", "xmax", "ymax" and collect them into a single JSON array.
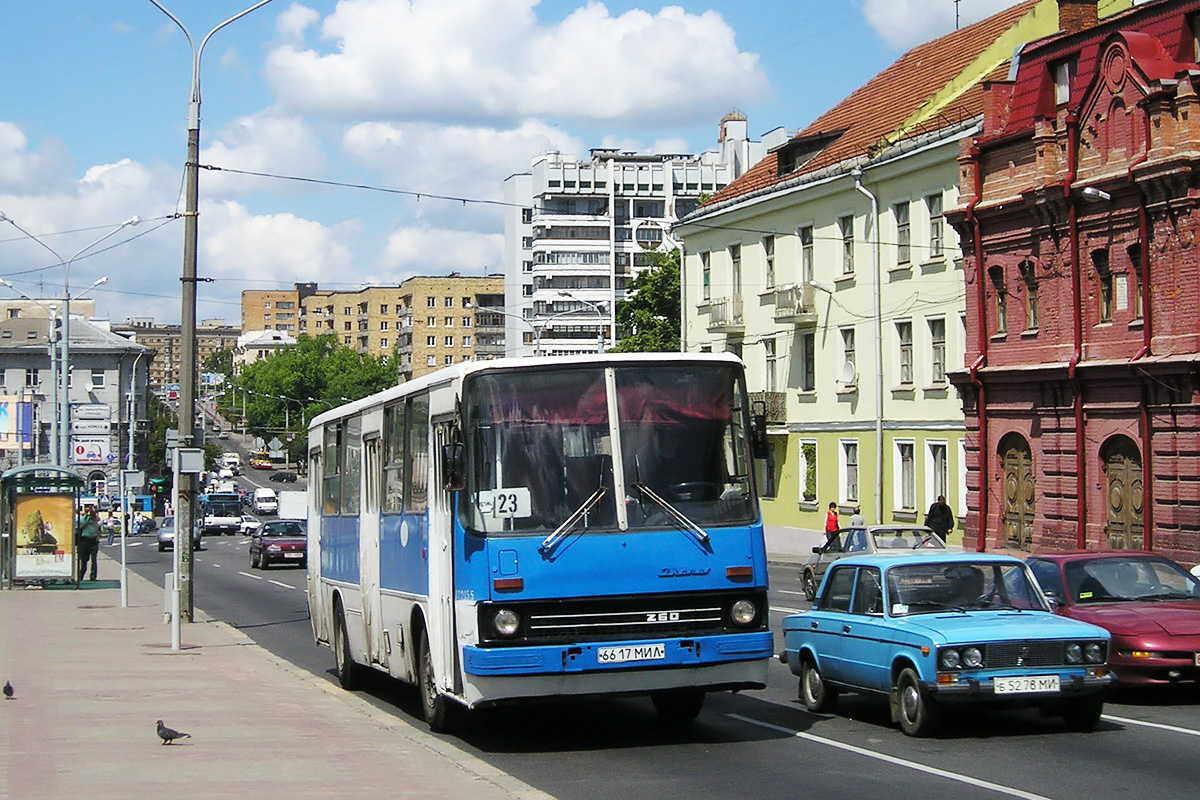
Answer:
[{"xmin": 149, "ymin": 0, "xmax": 277, "ymax": 620}]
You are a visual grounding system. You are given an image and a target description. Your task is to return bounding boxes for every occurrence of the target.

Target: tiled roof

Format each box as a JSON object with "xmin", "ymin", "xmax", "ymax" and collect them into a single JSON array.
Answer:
[{"xmin": 704, "ymin": 0, "xmax": 1042, "ymax": 207}]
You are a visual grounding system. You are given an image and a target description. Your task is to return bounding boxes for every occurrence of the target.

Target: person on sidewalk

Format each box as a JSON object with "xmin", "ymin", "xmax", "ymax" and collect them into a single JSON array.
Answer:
[
  {"xmin": 103, "ymin": 511, "xmax": 118, "ymax": 546},
  {"xmin": 824, "ymin": 502, "xmax": 839, "ymax": 538},
  {"xmin": 77, "ymin": 507, "xmax": 102, "ymax": 582},
  {"xmin": 923, "ymin": 495, "xmax": 955, "ymax": 539},
  {"xmin": 849, "ymin": 506, "xmax": 865, "ymax": 528}
]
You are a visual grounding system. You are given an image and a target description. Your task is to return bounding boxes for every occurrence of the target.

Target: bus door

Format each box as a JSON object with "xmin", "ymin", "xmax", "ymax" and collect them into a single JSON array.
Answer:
[
  {"xmin": 362, "ymin": 435, "xmax": 386, "ymax": 668},
  {"xmin": 427, "ymin": 419, "xmax": 458, "ymax": 696},
  {"xmin": 306, "ymin": 447, "xmax": 326, "ymax": 644}
]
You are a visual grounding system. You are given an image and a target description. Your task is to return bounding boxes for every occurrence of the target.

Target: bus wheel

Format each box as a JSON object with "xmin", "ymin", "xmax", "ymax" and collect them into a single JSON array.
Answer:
[
  {"xmin": 333, "ymin": 604, "xmax": 362, "ymax": 690},
  {"xmin": 651, "ymin": 688, "xmax": 705, "ymax": 725},
  {"xmin": 418, "ymin": 629, "xmax": 455, "ymax": 733}
]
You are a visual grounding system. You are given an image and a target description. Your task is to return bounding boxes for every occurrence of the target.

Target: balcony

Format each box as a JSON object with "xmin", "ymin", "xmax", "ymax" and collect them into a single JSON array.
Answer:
[
  {"xmin": 773, "ymin": 283, "xmax": 817, "ymax": 326},
  {"xmin": 748, "ymin": 391, "xmax": 787, "ymax": 425},
  {"xmin": 706, "ymin": 296, "xmax": 744, "ymax": 333}
]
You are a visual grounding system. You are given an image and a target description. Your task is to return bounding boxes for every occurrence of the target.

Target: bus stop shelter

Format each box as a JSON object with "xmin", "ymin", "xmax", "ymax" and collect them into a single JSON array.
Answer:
[{"xmin": 1, "ymin": 465, "xmax": 85, "ymax": 589}]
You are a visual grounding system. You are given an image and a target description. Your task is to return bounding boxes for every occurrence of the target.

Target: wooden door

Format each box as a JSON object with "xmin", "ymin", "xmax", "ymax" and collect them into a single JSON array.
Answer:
[
  {"xmin": 1002, "ymin": 437, "xmax": 1035, "ymax": 551},
  {"xmin": 1103, "ymin": 438, "xmax": 1143, "ymax": 550}
]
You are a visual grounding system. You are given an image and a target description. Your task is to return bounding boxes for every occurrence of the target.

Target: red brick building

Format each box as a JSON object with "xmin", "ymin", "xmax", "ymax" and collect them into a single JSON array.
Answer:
[{"xmin": 950, "ymin": 0, "xmax": 1200, "ymax": 564}]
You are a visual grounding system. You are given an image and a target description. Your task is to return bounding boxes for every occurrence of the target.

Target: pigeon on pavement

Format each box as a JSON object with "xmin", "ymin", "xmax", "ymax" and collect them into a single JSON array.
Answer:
[
  {"xmin": 156, "ymin": 719, "xmax": 191, "ymax": 744},
  {"xmin": 3, "ymin": 681, "xmax": 12, "ymax": 700}
]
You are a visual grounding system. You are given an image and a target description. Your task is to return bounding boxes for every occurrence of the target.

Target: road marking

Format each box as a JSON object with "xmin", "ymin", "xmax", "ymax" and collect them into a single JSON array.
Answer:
[
  {"xmin": 728, "ymin": 714, "xmax": 1052, "ymax": 800},
  {"xmin": 771, "ymin": 606, "xmax": 806, "ymax": 615},
  {"xmin": 239, "ymin": 571, "xmax": 263, "ymax": 580},
  {"xmin": 1103, "ymin": 714, "xmax": 1200, "ymax": 737},
  {"xmin": 776, "ymin": 589, "xmax": 808, "ymax": 596},
  {"xmin": 268, "ymin": 579, "xmax": 294, "ymax": 590}
]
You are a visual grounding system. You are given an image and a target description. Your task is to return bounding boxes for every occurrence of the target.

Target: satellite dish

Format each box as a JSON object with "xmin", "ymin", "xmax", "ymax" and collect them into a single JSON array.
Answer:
[{"xmin": 840, "ymin": 361, "xmax": 857, "ymax": 385}]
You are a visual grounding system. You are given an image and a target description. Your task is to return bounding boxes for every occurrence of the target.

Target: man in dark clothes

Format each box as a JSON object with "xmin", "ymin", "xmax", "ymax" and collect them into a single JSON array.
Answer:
[{"xmin": 923, "ymin": 495, "xmax": 955, "ymax": 538}]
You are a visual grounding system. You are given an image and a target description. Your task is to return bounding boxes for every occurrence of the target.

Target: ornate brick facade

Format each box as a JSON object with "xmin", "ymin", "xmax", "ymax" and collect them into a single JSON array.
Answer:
[{"xmin": 949, "ymin": 0, "xmax": 1200, "ymax": 565}]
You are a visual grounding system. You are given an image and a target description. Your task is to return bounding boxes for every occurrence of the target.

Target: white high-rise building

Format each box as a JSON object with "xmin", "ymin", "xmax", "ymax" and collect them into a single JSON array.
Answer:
[{"xmin": 502, "ymin": 112, "xmax": 769, "ymax": 357}]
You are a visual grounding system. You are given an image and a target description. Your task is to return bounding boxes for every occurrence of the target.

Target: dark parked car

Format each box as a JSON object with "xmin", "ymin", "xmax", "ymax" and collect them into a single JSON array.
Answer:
[
  {"xmin": 250, "ymin": 519, "xmax": 307, "ymax": 569},
  {"xmin": 269, "ymin": 471, "xmax": 298, "ymax": 483},
  {"xmin": 1027, "ymin": 551, "xmax": 1200, "ymax": 686},
  {"xmin": 782, "ymin": 553, "xmax": 1112, "ymax": 736}
]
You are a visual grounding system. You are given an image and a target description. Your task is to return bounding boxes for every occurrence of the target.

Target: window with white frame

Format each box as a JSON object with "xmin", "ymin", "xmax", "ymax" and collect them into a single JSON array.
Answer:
[
  {"xmin": 800, "ymin": 225, "xmax": 814, "ymax": 285},
  {"xmin": 701, "ymin": 252, "xmax": 711, "ymax": 301},
  {"xmin": 840, "ymin": 327, "xmax": 856, "ymax": 386},
  {"xmin": 926, "ymin": 193, "xmax": 943, "ymax": 258},
  {"xmin": 800, "ymin": 439, "xmax": 818, "ymax": 503},
  {"xmin": 426, "ymin": 355, "xmax": 436, "ymax": 366},
  {"xmin": 444, "ymin": 336, "xmax": 454, "ymax": 347},
  {"xmin": 896, "ymin": 320, "xmax": 913, "ymax": 385},
  {"xmin": 895, "ymin": 440, "xmax": 916, "ymax": 510},
  {"xmin": 762, "ymin": 235, "xmax": 775, "ymax": 290},
  {"xmin": 25, "ymin": 368, "xmax": 38, "ymax": 387},
  {"xmin": 427, "ymin": 297, "xmax": 437, "ymax": 308},
  {"xmin": 840, "ymin": 439, "xmax": 859, "ymax": 504},
  {"xmin": 89, "ymin": 368, "xmax": 105, "ymax": 389},
  {"xmin": 839, "ymin": 215, "xmax": 854, "ymax": 274},
  {"xmin": 729, "ymin": 244, "xmax": 742, "ymax": 296},
  {"xmin": 380, "ymin": 338, "xmax": 388, "ymax": 348},
  {"xmin": 800, "ymin": 331, "xmax": 816, "ymax": 392},
  {"xmin": 764, "ymin": 337, "xmax": 777, "ymax": 392},
  {"xmin": 894, "ymin": 201, "xmax": 910, "ymax": 265},
  {"xmin": 928, "ymin": 317, "xmax": 946, "ymax": 384},
  {"xmin": 426, "ymin": 335, "xmax": 436, "ymax": 346},
  {"xmin": 927, "ymin": 441, "xmax": 948, "ymax": 508}
]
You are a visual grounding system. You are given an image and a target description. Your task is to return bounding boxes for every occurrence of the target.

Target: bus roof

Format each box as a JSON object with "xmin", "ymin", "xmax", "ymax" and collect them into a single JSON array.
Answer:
[{"xmin": 307, "ymin": 351, "xmax": 746, "ymax": 430}]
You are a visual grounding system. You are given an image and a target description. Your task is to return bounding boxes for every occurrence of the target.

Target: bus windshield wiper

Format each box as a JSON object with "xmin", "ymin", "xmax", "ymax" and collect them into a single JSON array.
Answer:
[
  {"xmin": 632, "ymin": 483, "xmax": 709, "ymax": 546},
  {"xmin": 539, "ymin": 487, "xmax": 607, "ymax": 555}
]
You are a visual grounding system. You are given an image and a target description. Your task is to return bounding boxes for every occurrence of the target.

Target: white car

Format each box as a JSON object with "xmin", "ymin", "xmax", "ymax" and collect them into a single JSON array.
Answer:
[{"xmin": 240, "ymin": 514, "xmax": 262, "ymax": 536}]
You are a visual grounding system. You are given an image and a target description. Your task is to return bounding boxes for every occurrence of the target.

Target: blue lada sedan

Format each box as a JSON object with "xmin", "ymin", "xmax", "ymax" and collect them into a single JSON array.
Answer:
[{"xmin": 781, "ymin": 552, "xmax": 1112, "ymax": 736}]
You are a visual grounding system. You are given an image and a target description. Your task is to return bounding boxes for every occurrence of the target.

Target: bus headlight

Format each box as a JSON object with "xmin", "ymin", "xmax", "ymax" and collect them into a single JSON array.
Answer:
[
  {"xmin": 730, "ymin": 599, "xmax": 757, "ymax": 626},
  {"xmin": 493, "ymin": 608, "xmax": 520, "ymax": 637}
]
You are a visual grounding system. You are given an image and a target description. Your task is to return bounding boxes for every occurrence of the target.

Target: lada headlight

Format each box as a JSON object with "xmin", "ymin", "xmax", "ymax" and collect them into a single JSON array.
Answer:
[
  {"xmin": 1085, "ymin": 642, "xmax": 1104, "ymax": 663},
  {"xmin": 493, "ymin": 608, "xmax": 520, "ymax": 637},
  {"xmin": 962, "ymin": 646, "xmax": 983, "ymax": 668},
  {"xmin": 939, "ymin": 648, "xmax": 961, "ymax": 670},
  {"xmin": 1065, "ymin": 643, "xmax": 1083, "ymax": 664},
  {"xmin": 730, "ymin": 598, "xmax": 757, "ymax": 626}
]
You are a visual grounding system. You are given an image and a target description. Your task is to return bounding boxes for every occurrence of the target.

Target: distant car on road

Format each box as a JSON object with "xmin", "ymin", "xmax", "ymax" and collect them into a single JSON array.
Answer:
[
  {"xmin": 269, "ymin": 471, "xmax": 298, "ymax": 483},
  {"xmin": 250, "ymin": 519, "xmax": 307, "ymax": 569},
  {"xmin": 239, "ymin": 514, "xmax": 262, "ymax": 536},
  {"xmin": 1026, "ymin": 551, "xmax": 1200, "ymax": 686},
  {"xmin": 781, "ymin": 552, "xmax": 1113, "ymax": 736},
  {"xmin": 156, "ymin": 516, "xmax": 203, "ymax": 552},
  {"xmin": 250, "ymin": 457, "xmax": 272, "ymax": 470},
  {"xmin": 801, "ymin": 525, "xmax": 947, "ymax": 601}
]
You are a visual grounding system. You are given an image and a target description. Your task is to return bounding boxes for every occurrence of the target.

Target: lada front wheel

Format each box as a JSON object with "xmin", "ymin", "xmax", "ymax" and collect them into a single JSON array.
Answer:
[
  {"xmin": 800, "ymin": 659, "xmax": 837, "ymax": 713},
  {"xmin": 893, "ymin": 667, "xmax": 940, "ymax": 737}
]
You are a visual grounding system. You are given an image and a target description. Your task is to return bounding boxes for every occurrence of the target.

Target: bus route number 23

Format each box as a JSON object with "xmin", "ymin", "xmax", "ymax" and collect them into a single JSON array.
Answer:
[{"xmin": 479, "ymin": 487, "xmax": 532, "ymax": 519}]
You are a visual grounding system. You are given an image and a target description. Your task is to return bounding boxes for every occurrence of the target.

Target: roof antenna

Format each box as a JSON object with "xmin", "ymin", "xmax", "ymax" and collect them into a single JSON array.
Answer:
[{"xmin": 955, "ymin": 0, "xmax": 961, "ymax": 30}]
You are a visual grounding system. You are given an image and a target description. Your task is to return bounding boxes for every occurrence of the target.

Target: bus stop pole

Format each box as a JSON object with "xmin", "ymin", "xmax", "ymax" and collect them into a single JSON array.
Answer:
[
  {"xmin": 170, "ymin": 449, "xmax": 182, "ymax": 651},
  {"xmin": 119, "ymin": 475, "xmax": 128, "ymax": 608}
]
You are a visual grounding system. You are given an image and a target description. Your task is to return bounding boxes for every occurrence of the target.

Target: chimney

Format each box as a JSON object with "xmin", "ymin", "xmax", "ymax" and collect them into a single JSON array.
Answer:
[{"xmin": 1057, "ymin": 0, "xmax": 1099, "ymax": 35}]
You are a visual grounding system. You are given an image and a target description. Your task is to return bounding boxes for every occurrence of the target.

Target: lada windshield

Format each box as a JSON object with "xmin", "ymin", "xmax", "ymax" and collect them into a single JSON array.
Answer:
[
  {"xmin": 461, "ymin": 363, "xmax": 757, "ymax": 537},
  {"xmin": 885, "ymin": 560, "xmax": 1049, "ymax": 616}
]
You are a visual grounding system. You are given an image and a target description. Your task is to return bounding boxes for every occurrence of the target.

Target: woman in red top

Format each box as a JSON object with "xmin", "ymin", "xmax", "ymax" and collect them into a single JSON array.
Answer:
[{"xmin": 824, "ymin": 501, "xmax": 839, "ymax": 535}]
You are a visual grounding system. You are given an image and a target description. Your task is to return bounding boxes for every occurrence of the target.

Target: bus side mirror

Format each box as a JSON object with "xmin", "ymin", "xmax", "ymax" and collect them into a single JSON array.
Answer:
[{"xmin": 443, "ymin": 442, "xmax": 465, "ymax": 491}]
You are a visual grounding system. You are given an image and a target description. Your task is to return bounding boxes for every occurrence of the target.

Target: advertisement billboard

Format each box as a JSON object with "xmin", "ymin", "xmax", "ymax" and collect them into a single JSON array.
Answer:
[
  {"xmin": 0, "ymin": 396, "xmax": 32, "ymax": 451},
  {"xmin": 13, "ymin": 494, "xmax": 75, "ymax": 580}
]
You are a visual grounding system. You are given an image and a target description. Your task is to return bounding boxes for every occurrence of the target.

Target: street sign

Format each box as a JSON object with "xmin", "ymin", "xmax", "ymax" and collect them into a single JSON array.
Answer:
[
  {"xmin": 71, "ymin": 435, "xmax": 112, "ymax": 465},
  {"xmin": 73, "ymin": 403, "xmax": 111, "ymax": 420},
  {"xmin": 72, "ymin": 419, "xmax": 110, "ymax": 434},
  {"xmin": 268, "ymin": 437, "xmax": 283, "ymax": 451}
]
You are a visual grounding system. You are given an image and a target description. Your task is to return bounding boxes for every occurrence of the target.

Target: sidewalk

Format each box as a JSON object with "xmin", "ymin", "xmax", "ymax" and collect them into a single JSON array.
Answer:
[{"xmin": 0, "ymin": 552, "xmax": 554, "ymax": 800}]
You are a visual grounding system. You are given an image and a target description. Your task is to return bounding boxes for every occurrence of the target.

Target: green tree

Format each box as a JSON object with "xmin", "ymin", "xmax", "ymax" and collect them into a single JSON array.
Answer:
[
  {"xmin": 202, "ymin": 348, "xmax": 234, "ymax": 379},
  {"xmin": 611, "ymin": 249, "xmax": 681, "ymax": 353}
]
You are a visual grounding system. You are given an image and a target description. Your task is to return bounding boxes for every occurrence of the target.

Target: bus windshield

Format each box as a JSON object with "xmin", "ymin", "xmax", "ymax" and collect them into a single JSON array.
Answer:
[{"xmin": 461, "ymin": 363, "xmax": 757, "ymax": 536}]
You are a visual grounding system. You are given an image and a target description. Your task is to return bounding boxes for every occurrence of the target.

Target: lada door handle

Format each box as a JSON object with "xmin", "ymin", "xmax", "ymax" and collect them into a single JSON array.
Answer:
[
  {"xmin": 842, "ymin": 625, "xmax": 851, "ymax": 633},
  {"xmin": 810, "ymin": 621, "xmax": 819, "ymax": 630}
]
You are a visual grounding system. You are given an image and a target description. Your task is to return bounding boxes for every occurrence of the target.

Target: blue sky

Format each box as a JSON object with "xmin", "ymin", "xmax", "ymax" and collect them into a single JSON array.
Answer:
[{"xmin": 0, "ymin": 0, "xmax": 1018, "ymax": 325}]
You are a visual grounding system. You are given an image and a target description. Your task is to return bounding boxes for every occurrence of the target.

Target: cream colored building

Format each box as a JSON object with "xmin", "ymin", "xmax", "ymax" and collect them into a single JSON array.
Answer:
[
  {"xmin": 675, "ymin": 0, "xmax": 1131, "ymax": 559},
  {"xmin": 241, "ymin": 283, "xmax": 318, "ymax": 335},
  {"xmin": 112, "ymin": 318, "xmax": 240, "ymax": 389}
]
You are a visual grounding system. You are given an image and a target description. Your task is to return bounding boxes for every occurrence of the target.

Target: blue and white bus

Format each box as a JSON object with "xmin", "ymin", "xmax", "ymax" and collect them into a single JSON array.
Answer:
[{"xmin": 306, "ymin": 353, "xmax": 772, "ymax": 731}]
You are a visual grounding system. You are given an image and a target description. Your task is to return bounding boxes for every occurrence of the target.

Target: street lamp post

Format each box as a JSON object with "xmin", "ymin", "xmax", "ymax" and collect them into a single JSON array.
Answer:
[
  {"xmin": 557, "ymin": 290, "xmax": 607, "ymax": 353},
  {"xmin": 149, "ymin": 0, "xmax": 277, "ymax": 624}
]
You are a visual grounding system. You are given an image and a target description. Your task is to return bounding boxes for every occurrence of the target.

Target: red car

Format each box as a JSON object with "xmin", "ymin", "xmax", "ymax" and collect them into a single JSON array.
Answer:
[
  {"xmin": 249, "ymin": 519, "xmax": 307, "ymax": 569},
  {"xmin": 1027, "ymin": 551, "xmax": 1200, "ymax": 686}
]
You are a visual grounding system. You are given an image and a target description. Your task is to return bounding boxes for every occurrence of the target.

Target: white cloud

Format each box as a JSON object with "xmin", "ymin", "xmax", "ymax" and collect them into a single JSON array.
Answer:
[
  {"xmin": 277, "ymin": 3, "xmax": 320, "ymax": 41},
  {"xmin": 265, "ymin": 0, "xmax": 767, "ymax": 127},
  {"xmin": 862, "ymin": 0, "xmax": 1018, "ymax": 51},
  {"xmin": 200, "ymin": 200, "xmax": 354, "ymax": 286},
  {"xmin": 378, "ymin": 224, "xmax": 503, "ymax": 279},
  {"xmin": 0, "ymin": 122, "xmax": 72, "ymax": 193},
  {"xmin": 200, "ymin": 113, "xmax": 327, "ymax": 196}
]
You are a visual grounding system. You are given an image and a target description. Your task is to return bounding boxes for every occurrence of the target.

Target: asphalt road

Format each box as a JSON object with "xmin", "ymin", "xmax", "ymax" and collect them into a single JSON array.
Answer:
[{"xmin": 120, "ymin": 536, "xmax": 1200, "ymax": 800}]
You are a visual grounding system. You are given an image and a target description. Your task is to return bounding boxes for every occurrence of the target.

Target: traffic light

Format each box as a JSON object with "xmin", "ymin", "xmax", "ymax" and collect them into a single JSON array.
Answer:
[{"xmin": 149, "ymin": 477, "xmax": 168, "ymax": 497}]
